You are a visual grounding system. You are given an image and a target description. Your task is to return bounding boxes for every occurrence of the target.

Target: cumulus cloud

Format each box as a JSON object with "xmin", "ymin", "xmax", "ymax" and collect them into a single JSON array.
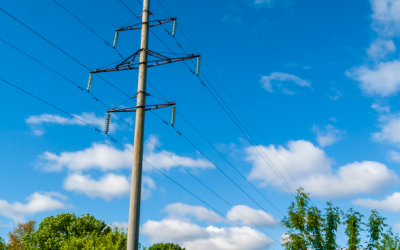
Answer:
[
  {"xmin": 372, "ymin": 113, "xmax": 400, "ymax": 146},
  {"xmin": 312, "ymin": 124, "xmax": 344, "ymax": 147},
  {"xmin": 0, "ymin": 192, "xmax": 67, "ymax": 223},
  {"xmin": 367, "ymin": 39, "xmax": 396, "ymax": 59},
  {"xmin": 164, "ymin": 203, "xmax": 224, "ymax": 223},
  {"xmin": 260, "ymin": 72, "xmax": 311, "ymax": 94},
  {"xmin": 246, "ymin": 140, "xmax": 398, "ymax": 197},
  {"xmin": 371, "ymin": 0, "xmax": 400, "ymax": 36},
  {"xmin": 346, "ymin": 60, "xmax": 400, "ymax": 97},
  {"xmin": 26, "ymin": 112, "xmax": 118, "ymax": 135},
  {"xmin": 63, "ymin": 173, "xmax": 155, "ymax": 201},
  {"xmin": 141, "ymin": 219, "xmax": 274, "ymax": 250},
  {"xmin": 226, "ymin": 205, "xmax": 278, "ymax": 228},
  {"xmin": 38, "ymin": 136, "xmax": 213, "ymax": 172},
  {"xmin": 353, "ymin": 192, "xmax": 400, "ymax": 212}
]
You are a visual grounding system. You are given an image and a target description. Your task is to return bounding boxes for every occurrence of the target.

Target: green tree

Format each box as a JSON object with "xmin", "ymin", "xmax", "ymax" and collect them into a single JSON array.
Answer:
[
  {"xmin": 306, "ymin": 206, "xmax": 324, "ymax": 250},
  {"xmin": 8, "ymin": 220, "xmax": 36, "ymax": 250},
  {"xmin": 323, "ymin": 202, "xmax": 341, "ymax": 250},
  {"xmin": 343, "ymin": 208, "xmax": 364, "ymax": 250},
  {"xmin": 367, "ymin": 210, "xmax": 387, "ymax": 250},
  {"xmin": 0, "ymin": 236, "xmax": 7, "ymax": 250},
  {"xmin": 22, "ymin": 213, "xmax": 111, "ymax": 250},
  {"xmin": 377, "ymin": 227, "xmax": 400, "ymax": 250},
  {"xmin": 281, "ymin": 188, "xmax": 310, "ymax": 250},
  {"xmin": 60, "ymin": 226, "xmax": 127, "ymax": 250},
  {"xmin": 148, "ymin": 243, "xmax": 185, "ymax": 250}
]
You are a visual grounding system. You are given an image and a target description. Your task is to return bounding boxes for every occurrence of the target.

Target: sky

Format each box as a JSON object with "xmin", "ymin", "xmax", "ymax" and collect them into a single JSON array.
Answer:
[{"xmin": 1, "ymin": 0, "xmax": 400, "ymax": 249}]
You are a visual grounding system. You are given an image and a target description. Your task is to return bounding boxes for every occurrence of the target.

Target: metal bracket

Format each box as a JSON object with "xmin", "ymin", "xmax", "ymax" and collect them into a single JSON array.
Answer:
[
  {"xmin": 108, "ymin": 102, "xmax": 175, "ymax": 113},
  {"xmin": 117, "ymin": 17, "xmax": 176, "ymax": 31},
  {"xmin": 91, "ymin": 49, "xmax": 200, "ymax": 74}
]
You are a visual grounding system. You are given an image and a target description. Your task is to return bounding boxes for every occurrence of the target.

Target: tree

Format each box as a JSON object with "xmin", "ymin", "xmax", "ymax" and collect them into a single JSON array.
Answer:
[
  {"xmin": 8, "ymin": 220, "xmax": 36, "ymax": 250},
  {"xmin": 281, "ymin": 188, "xmax": 310, "ymax": 250},
  {"xmin": 323, "ymin": 202, "xmax": 341, "ymax": 250},
  {"xmin": 60, "ymin": 226, "xmax": 127, "ymax": 250},
  {"xmin": 306, "ymin": 205, "xmax": 324, "ymax": 250},
  {"xmin": 22, "ymin": 213, "xmax": 111, "ymax": 250},
  {"xmin": 343, "ymin": 208, "xmax": 364, "ymax": 250},
  {"xmin": 0, "ymin": 236, "xmax": 7, "ymax": 250},
  {"xmin": 377, "ymin": 227, "xmax": 400, "ymax": 250},
  {"xmin": 367, "ymin": 210, "xmax": 387, "ymax": 250},
  {"xmin": 148, "ymin": 243, "xmax": 185, "ymax": 250}
]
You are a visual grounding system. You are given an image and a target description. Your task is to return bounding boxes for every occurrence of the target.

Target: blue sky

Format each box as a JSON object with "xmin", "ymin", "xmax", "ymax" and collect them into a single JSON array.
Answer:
[{"xmin": 1, "ymin": 0, "xmax": 400, "ymax": 249}]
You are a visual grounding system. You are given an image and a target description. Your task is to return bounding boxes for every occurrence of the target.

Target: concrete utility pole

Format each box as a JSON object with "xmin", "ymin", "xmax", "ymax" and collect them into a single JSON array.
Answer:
[{"xmin": 127, "ymin": 0, "xmax": 150, "ymax": 249}]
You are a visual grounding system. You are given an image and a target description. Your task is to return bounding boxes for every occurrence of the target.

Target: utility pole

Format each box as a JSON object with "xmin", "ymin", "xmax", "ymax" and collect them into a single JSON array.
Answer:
[
  {"xmin": 127, "ymin": 0, "xmax": 150, "ymax": 249},
  {"xmin": 89, "ymin": 1, "xmax": 200, "ymax": 249}
]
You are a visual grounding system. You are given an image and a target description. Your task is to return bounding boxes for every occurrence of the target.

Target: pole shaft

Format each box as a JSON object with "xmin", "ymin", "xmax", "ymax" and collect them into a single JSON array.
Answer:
[{"xmin": 127, "ymin": 0, "xmax": 150, "ymax": 249}]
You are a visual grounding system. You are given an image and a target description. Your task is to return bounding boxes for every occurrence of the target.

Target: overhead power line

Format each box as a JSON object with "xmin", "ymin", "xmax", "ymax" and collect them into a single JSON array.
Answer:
[
  {"xmin": 117, "ymin": 1, "xmax": 298, "ymax": 196},
  {"xmin": 0, "ymin": 7, "xmax": 289, "ymax": 226},
  {"xmin": 0, "ymin": 77, "xmax": 275, "ymax": 248},
  {"xmin": 0, "ymin": 37, "xmax": 286, "ymax": 241}
]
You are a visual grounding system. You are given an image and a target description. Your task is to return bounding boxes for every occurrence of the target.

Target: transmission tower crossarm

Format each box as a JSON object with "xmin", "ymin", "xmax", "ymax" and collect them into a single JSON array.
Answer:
[{"xmin": 117, "ymin": 17, "xmax": 176, "ymax": 31}]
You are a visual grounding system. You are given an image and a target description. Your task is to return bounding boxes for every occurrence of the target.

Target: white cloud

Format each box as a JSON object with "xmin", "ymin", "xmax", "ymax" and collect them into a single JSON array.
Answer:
[
  {"xmin": 247, "ymin": 140, "xmax": 332, "ymax": 188},
  {"xmin": 63, "ymin": 173, "xmax": 155, "ymax": 201},
  {"xmin": 372, "ymin": 113, "xmax": 400, "ymax": 146},
  {"xmin": 113, "ymin": 221, "xmax": 129, "ymax": 230},
  {"xmin": 226, "ymin": 205, "xmax": 278, "ymax": 228},
  {"xmin": 26, "ymin": 112, "xmax": 118, "ymax": 135},
  {"xmin": 38, "ymin": 136, "xmax": 213, "ymax": 172},
  {"xmin": 164, "ymin": 203, "xmax": 224, "ymax": 223},
  {"xmin": 346, "ymin": 60, "xmax": 400, "ymax": 97},
  {"xmin": 395, "ymin": 223, "xmax": 400, "ymax": 232},
  {"xmin": 388, "ymin": 150, "xmax": 400, "ymax": 163},
  {"xmin": 260, "ymin": 72, "xmax": 311, "ymax": 94},
  {"xmin": 353, "ymin": 192, "xmax": 400, "ymax": 212},
  {"xmin": 246, "ymin": 140, "xmax": 398, "ymax": 197},
  {"xmin": 371, "ymin": 0, "xmax": 400, "ymax": 36},
  {"xmin": 367, "ymin": 39, "xmax": 396, "ymax": 59},
  {"xmin": 141, "ymin": 219, "xmax": 274, "ymax": 250},
  {"xmin": 0, "ymin": 192, "xmax": 66, "ymax": 223},
  {"xmin": 312, "ymin": 124, "xmax": 344, "ymax": 147}
]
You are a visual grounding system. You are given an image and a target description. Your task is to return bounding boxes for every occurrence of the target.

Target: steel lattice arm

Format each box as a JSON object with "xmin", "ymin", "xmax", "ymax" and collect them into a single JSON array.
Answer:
[
  {"xmin": 91, "ymin": 49, "xmax": 200, "ymax": 74},
  {"xmin": 117, "ymin": 17, "xmax": 177, "ymax": 31}
]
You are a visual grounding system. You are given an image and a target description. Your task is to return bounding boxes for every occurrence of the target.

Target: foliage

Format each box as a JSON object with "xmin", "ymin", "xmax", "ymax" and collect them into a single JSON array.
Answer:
[
  {"xmin": 59, "ymin": 226, "xmax": 126, "ymax": 250},
  {"xmin": 367, "ymin": 210, "xmax": 387, "ymax": 250},
  {"xmin": 148, "ymin": 242, "xmax": 185, "ymax": 250},
  {"xmin": 323, "ymin": 202, "xmax": 341, "ymax": 250},
  {"xmin": 21, "ymin": 213, "xmax": 111, "ymax": 250},
  {"xmin": 281, "ymin": 188, "xmax": 310, "ymax": 250},
  {"xmin": 306, "ymin": 205, "xmax": 324, "ymax": 250},
  {"xmin": 377, "ymin": 228, "xmax": 400, "ymax": 250},
  {"xmin": 343, "ymin": 208, "xmax": 364, "ymax": 250},
  {"xmin": 0, "ymin": 236, "xmax": 7, "ymax": 250},
  {"xmin": 8, "ymin": 220, "xmax": 36, "ymax": 250}
]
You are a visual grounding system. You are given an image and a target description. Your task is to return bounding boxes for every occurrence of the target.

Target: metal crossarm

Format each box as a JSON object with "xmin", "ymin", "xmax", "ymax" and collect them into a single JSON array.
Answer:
[
  {"xmin": 108, "ymin": 102, "xmax": 175, "ymax": 113},
  {"xmin": 117, "ymin": 17, "xmax": 177, "ymax": 31},
  {"xmin": 90, "ymin": 49, "xmax": 200, "ymax": 74}
]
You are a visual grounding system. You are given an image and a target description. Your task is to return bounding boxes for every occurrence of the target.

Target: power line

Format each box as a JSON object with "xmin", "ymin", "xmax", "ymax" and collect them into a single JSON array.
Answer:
[
  {"xmin": 152, "ymin": 0, "xmax": 302, "ymax": 192},
  {"xmin": 0, "ymin": 38, "xmax": 286, "ymax": 241},
  {"xmin": 0, "ymin": 76, "xmax": 275, "ymax": 248},
  {"xmin": 2, "ymin": 2, "xmax": 291, "ymax": 228},
  {"xmin": 118, "ymin": 1, "xmax": 298, "ymax": 196},
  {"xmin": 0, "ymin": 7, "xmax": 131, "ymax": 99},
  {"xmin": 1, "ymin": 4, "xmax": 292, "ymax": 236}
]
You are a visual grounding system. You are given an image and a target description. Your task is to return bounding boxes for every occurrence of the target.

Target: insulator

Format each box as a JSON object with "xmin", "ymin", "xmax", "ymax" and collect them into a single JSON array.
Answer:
[
  {"xmin": 105, "ymin": 114, "xmax": 111, "ymax": 134},
  {"xmin": 113, "ymin": 32, "xmax": 119, "ymax": 48},
  {"xmin": 172, "ymin": 20, "xmax": 177, "ymax": 37},
  {"xmin": 196, "ymin": 58, "xmax": 201, "ymax": 76},
  {"xmin": 87, "ymin": 74, "xmax": 93, "ymax": 92},
  {"xmin": 171, "ymin": 106, "xmax": 176, "ymax": 126}
]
